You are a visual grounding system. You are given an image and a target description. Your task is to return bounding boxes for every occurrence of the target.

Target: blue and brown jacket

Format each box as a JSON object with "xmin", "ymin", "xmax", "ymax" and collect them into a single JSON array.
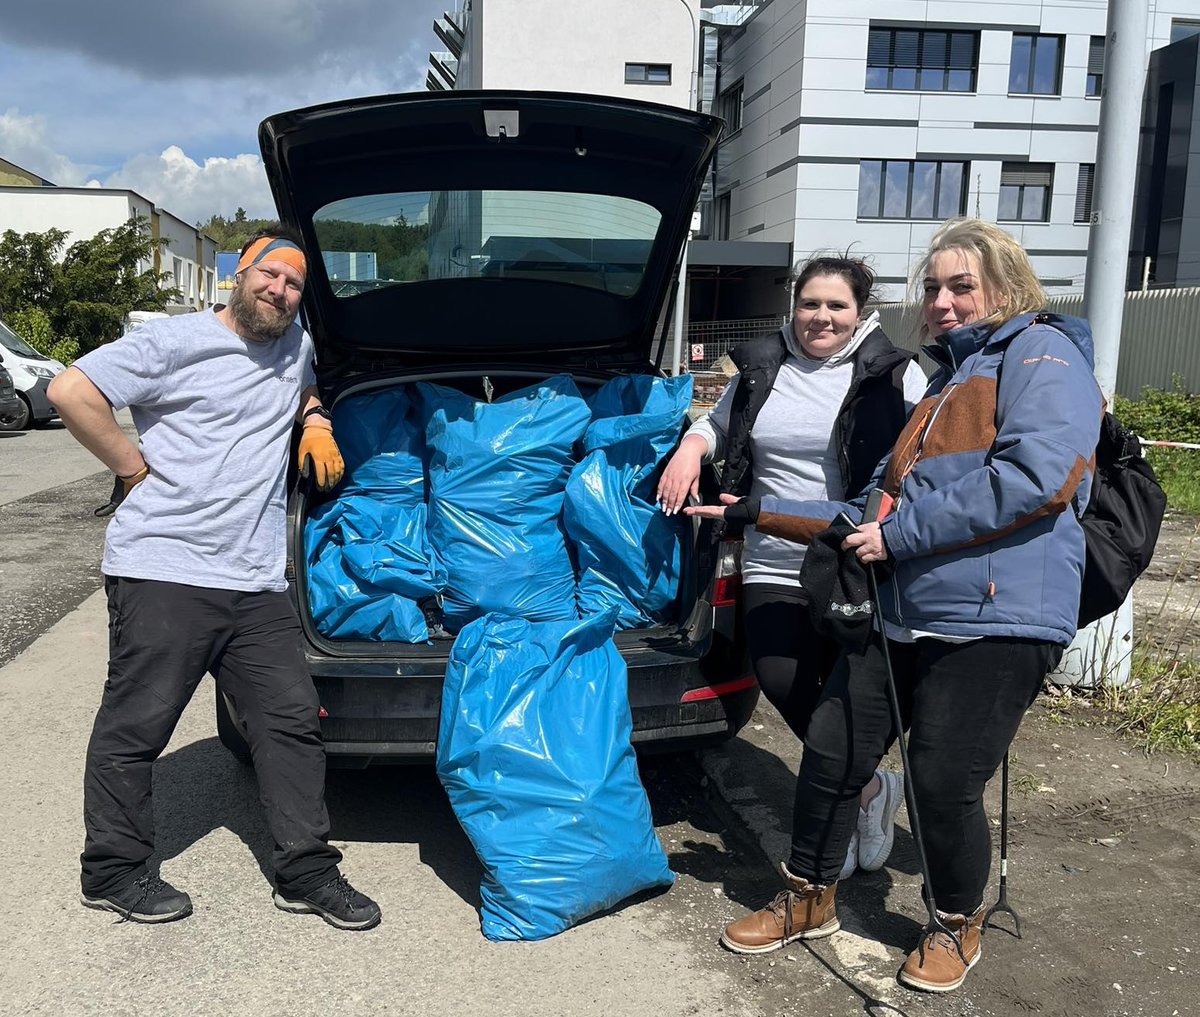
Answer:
[{"xmin": 756, "ymin": 312, "xmax": 1103, "ymax": 646}]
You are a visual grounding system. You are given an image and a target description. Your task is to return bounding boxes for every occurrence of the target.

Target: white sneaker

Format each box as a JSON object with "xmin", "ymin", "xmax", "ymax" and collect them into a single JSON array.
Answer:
[
  {"xmin": 857, "ymin": 768, "xmax": 903, "ymax": 871},
  {"xmin": 839, "ymin": 830, "xmax": 859, "ymax": 881}
]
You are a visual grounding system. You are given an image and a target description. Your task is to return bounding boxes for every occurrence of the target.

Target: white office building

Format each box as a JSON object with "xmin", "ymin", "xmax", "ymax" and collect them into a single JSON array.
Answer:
[{"xmin": 430, "ymin": 1, "xmax": 1200, "ymax": 317}]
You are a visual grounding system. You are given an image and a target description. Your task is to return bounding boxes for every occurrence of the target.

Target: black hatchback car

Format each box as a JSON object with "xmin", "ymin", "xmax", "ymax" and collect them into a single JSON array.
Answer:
[
  {"xmin": 217, "ymin": 91, "xmax": 755, "ymax": 767},
  {"xmin": 0, "ymin": 356, "xmax": 22, "ymax": 428}
]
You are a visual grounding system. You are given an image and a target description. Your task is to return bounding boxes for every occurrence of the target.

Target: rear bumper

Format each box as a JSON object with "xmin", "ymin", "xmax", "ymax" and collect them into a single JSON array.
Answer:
[
  {"xmin": 0, "ymin": 394, "xmax": 21, "ymax": 422},
  {"xmin": 309, "ymin": 640, "xmax": 755, "ymax": 766}
]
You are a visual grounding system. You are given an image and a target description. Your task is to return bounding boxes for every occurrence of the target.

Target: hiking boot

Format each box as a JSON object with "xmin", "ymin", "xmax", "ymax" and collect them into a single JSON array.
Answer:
[
  {"xmin": 80, "ymin": 874, "xmax": 192, "ymax": 924},
  {"xmin": 273, "ymin": 874, "xmax": 381, "ymax": 931},
  {"xmin": 839, "ymin": 831, "xmax": 859, "ymax": 882},
  {"xmin": 720, "ymin": 863, "xmax": 839, "ymax": 954},
  {"xmin": 898, "ymin": 905, "xmax": 987, "ymax": 993},
  {"xmin": 858, "ymin": 768, "xmax": 903, "ymax": 871}
]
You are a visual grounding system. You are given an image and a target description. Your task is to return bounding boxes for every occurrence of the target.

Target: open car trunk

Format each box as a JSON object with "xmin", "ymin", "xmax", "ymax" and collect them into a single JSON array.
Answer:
[{"xmin": 290, "ymin": 366, "xmax": 716, "ymax": 662}]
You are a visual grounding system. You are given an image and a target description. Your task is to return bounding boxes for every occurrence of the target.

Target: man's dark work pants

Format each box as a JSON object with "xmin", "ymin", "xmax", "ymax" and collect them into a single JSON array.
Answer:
[{"xmin": 80, "ymin": 577, "xmax": 343, "ymax": 898}]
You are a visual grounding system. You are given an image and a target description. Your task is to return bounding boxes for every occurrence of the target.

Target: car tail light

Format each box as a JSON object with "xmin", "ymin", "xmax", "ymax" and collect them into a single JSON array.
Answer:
[
  {"xmin": 712, "ymin": 538, "xmax": 744, "ymax": 607},
  {"xmin": 318, "ymin": 706, "xmax": 329, "ymax": 718},
  {"xmin": 681, "ymin": 674, "xmax": 758, "ymax": 702}
]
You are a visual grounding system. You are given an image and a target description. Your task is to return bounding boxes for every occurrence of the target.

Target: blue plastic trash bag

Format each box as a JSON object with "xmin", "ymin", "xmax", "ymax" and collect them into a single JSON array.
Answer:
[
  {"xmin": 305, "ymin": 386, "xmax": 443, "ymax": 642},
  {"xmin": 565, "ymin": 375, "xmax": 693, "ymax": 627},
  {"xmin": 423, "ymin": 375, "xmax": 590, "ymax": 632},
  {"xmin": 437, "ymin": 610, "xmax": 674, "ymax": 941}
]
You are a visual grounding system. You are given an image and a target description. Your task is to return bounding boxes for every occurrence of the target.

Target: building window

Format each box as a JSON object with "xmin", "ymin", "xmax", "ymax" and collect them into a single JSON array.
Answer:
[
  {"xmin": 625, "ymin": 63, "xmax": 671, "ymax": 85},
  {"xmin": 866, "ymin": 27, "xmax": 978, "ymax": 92},
  {"xmin": 857, "ymin": 160, "xmax": 967, "ymax": 220},
  {"xmin": 717, "ymin": 192, "xmax": 731, "ymax": 240},
  {"xmin": 1170, "ymin": 19, "xmax": 1200, "ymax": 44},
  {"xmin": 717, "ymin": 79, "xmax": 744, "ymax": 135},
  {"xmin": 1075, "ymin": 164, "xmax": 1095, "ymax": 224},
  {"xmin": 999, "ymin": 163, "xmax": 1054, "ymax": 222},
  {"xmin": 1087, "ymin": 36, "xmax": 1105, "ymax": 97},
  {"xmin": 1009, "ymin": 33, "xmax": 1063, "ymax": 95}
]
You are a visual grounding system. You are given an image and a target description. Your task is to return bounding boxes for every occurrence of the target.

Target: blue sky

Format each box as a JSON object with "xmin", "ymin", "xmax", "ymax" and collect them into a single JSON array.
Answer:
[{"xmin": 0, "ymin": 1, "xmax": 447, "ymax": 224}]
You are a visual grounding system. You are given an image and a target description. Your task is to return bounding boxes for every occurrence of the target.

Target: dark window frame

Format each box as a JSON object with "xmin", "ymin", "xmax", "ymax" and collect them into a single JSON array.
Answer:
[
  {"xmin": 999, "ymin": 162, "xmax": 1054, "ymax": 222},
  {"xmin": 856, "ymin": 159, "xmax": 969, "ymax": 220},
  {"xmin": 1074, "ymin": 164, "xmax": 1095, "ymax": 224},
  {"xmin": 716, "ymin": 191, "xmax": 732, "ymax": 240},
  {"xmin": 1009, "ymin": 33, "xmax": 1064, "ymax": 95},
  {"xmin": 717, "ymin": 79, "xmax": 744, "ymax": 135},
  {"xmin": 625, "ymin": 62, "xmax": 672, "ymax": 85},
  {"xmin": 866, "ymin": 26, "xmax": 979, "ymax": 92},
  {"xmin": 1086, "ymin": 36, "xmax": 1105, "ymax": 97}
]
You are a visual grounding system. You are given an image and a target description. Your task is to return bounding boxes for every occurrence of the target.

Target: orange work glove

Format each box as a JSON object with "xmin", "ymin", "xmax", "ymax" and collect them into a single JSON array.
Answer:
[{"xmin": 298, "ymin": 426, "xmax": 345, "ymax": 491}]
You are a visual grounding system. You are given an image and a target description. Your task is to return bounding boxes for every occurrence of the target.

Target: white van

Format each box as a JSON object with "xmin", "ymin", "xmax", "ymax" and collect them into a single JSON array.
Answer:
[
  {"xmin": 122, "ymin": 310, "xmax": 169, "ymax": 336},
  {"xmin": 0, "ymin": 318, "xmax": 65, "ymax": 430}
]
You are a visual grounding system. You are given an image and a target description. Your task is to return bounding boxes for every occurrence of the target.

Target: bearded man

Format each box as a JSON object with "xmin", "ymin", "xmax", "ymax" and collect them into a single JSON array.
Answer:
[{"xmin": 48, "ymin": 225, "xmax": 380, "ymax": 931}]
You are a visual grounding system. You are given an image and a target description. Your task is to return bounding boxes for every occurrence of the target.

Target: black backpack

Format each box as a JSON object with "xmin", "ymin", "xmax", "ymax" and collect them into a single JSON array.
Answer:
[
  {"xmin": 998, "ymin": 317, "xmax": 1167, "ymax": 628},
  {"xmin": 1075, "ymin": 412, "xmax": 1167, "ymax": 627}
]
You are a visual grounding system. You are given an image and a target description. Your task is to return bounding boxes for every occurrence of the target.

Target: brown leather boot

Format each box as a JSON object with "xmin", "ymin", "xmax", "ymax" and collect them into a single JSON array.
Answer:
[
  {"xmin": 897, "ymin": 904, "xmax": 987, "ymax": 993},
  {"xmin": 719, "ymin": 863, "xmax": 839, "ymax": 954}
]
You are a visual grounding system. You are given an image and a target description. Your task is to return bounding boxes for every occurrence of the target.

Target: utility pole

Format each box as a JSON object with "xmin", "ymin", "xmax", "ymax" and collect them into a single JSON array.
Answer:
[
  {"xmin": 1066, "ymin": 0, "xmax": 1151, "ymax": 690},
  {"xmin": 1081, "ymin": 0, "xmax": 1150, "ymax": 401}
]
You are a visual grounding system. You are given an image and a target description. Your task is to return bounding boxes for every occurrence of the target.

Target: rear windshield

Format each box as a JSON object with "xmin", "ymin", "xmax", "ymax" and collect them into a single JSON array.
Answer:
[{"xmin": 312, "ymin": 190, "xmax": 662, "ymax": 299}]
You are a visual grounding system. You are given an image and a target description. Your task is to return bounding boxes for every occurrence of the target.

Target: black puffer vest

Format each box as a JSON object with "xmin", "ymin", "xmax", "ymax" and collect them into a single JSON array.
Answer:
[{"xmin": 720, "ymin": 326, "xmax": 915, "ymax": 506}]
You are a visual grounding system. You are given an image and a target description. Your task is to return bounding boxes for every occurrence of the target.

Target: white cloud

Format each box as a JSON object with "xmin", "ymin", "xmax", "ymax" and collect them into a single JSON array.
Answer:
[
  {"xmin": 0, "ymin": 108, "xmax": 97, "ymax": 186},
  {"xmin": 103, "ymin": 146, "xmax": 274, "ymax": 225}
]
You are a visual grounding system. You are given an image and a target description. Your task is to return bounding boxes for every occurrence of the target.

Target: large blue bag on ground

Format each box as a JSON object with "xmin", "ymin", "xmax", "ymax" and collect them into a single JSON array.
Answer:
[
  {"xmin": 422, "ymin": 375, "xmax": 590, "ymax": 633},
  {"xmin": 564, "ymin": 374, "xmax": 693, "ymax": 628},
  {"xmin": 437, "ymin": 610, "xmax": 674, "ymax": 941},
  {"xmin": 305, "ymin": 387, "xmax": 443, "ymax": 642}
]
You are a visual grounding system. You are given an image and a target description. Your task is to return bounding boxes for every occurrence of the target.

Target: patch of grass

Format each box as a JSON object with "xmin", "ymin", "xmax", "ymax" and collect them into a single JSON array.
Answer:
[
  {"xmin": 1102, "ymin": 652, "xmax": 1200, "ymax": 760},
  {"xmin": 1115, "ymin": 381, "xmax": 1200, "ymax": 514}
]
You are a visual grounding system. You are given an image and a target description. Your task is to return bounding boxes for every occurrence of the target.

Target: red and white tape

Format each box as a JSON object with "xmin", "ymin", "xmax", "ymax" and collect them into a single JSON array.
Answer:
[{"xmin": 1140, "ymin": 439, "xmax": 1200, "ymax": 451}]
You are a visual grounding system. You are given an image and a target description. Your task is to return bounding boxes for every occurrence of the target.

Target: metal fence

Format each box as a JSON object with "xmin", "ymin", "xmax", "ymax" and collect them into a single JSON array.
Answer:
[
  {"xmin": 677, "ymin": 288, "xmax": 1200, "ymax": 398},
  {"xmin": 877, "ymin": 288, "xmax": 1200, "ymax": 397},
  {"xmin": 682, "ymin": 315, "xmax": 789, "ymax": 371}
]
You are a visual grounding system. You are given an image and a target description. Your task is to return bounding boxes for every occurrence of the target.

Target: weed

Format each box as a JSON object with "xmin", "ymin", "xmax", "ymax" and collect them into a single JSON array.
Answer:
[
  {"xmin": 1116, "ymin": 380, "xmax": 1200, "ymax": 514},
  {"xmin": 1102, "ymin": 653, "xmax": 1200, "ymax": 759}
]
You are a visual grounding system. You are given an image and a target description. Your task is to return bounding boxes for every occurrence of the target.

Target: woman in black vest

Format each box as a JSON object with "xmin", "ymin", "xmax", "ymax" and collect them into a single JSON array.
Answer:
[{"xmin": 658, "ymin": 254, "xmax": 926, "ymax": 879}]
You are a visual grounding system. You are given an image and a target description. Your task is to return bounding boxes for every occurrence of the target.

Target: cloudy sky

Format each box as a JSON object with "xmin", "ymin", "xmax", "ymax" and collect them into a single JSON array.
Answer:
[{"xmin": 0, "ymin": 0, "xmax": 447, "ymax": 225}]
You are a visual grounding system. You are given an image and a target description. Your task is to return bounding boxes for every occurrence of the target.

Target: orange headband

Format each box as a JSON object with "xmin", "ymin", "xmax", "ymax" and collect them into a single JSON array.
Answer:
[{"xmin": 236, "ymin": 236, "xmax": 307, "ymax": 277}]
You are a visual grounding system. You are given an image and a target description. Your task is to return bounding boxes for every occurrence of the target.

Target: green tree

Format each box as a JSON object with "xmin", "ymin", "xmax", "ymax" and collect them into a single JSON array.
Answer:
[
  {"xmin": 196, "ymin": 212, "xmax": 274, "ymax": 254},
  {"xmin": 0, "ymin": 227, "xmax": 67, "ymax": 315},
  {"xmin": 55, "ymin": 217, "xmax": 180, "ymax": 352},
  {"xmin": 0, "ymin": 216, "xmax": 181, "ymax": 355}
]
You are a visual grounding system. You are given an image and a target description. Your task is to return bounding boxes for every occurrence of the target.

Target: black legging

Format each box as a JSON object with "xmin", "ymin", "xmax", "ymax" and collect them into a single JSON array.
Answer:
[
  {"xmin": 742, "ymin": 583, "xmax": 843, "ymax": 741},
  {"xmin": 787, "ymin": 635, "xmax": 1062, "ymax": 912}
]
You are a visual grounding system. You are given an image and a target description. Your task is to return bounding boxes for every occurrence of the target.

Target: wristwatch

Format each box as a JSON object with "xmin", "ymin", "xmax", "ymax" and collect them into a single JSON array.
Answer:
[{"xmin": 303, "ymin": 405, "xmax": 332, "ymax": 422}]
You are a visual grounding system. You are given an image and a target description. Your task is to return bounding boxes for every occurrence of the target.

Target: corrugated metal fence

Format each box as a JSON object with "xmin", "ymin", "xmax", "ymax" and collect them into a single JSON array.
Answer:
[
  {"xmin": 681, "ymin": 289, "xmax": 1200, "ymax": 397},
  {"xmin": 876, "ymin": 288, "xmax": 1200, "ymax": 397}
]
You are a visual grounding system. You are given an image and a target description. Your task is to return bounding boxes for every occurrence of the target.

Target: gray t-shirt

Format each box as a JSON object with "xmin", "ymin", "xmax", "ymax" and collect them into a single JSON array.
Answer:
[
  {"xmin": 687, "ymin": 316, "xmax": 927, "ymax": 587},
  {"xmin": 74, "ymin": 309, "xmax": 316, "ymax": 592}
]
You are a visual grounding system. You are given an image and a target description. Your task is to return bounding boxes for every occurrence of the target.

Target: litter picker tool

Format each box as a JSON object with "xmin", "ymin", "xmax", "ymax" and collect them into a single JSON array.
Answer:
[
  {"xmin": 845, "ymin": 488, "xmax": 966, "ymax": 966},
  {"xmin": 983, "ymin": 751, "xmax": 1021, "ymax": 937}
]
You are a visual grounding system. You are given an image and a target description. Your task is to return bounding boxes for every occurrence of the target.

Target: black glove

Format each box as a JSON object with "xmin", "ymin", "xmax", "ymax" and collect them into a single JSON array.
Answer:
[{"xmin": 723, "ymin": 497, "xmax": 760, "ymax": 524}]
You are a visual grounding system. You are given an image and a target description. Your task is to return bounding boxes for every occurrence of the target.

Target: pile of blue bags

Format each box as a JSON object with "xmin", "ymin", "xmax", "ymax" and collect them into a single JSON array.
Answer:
[
  {"xmin": 304, "ymin": 372, "xmax": 693, "ymax": 639},
  {"xmin": 304, "ymin": 373, "xmax": 692, "ymax": 940}
]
